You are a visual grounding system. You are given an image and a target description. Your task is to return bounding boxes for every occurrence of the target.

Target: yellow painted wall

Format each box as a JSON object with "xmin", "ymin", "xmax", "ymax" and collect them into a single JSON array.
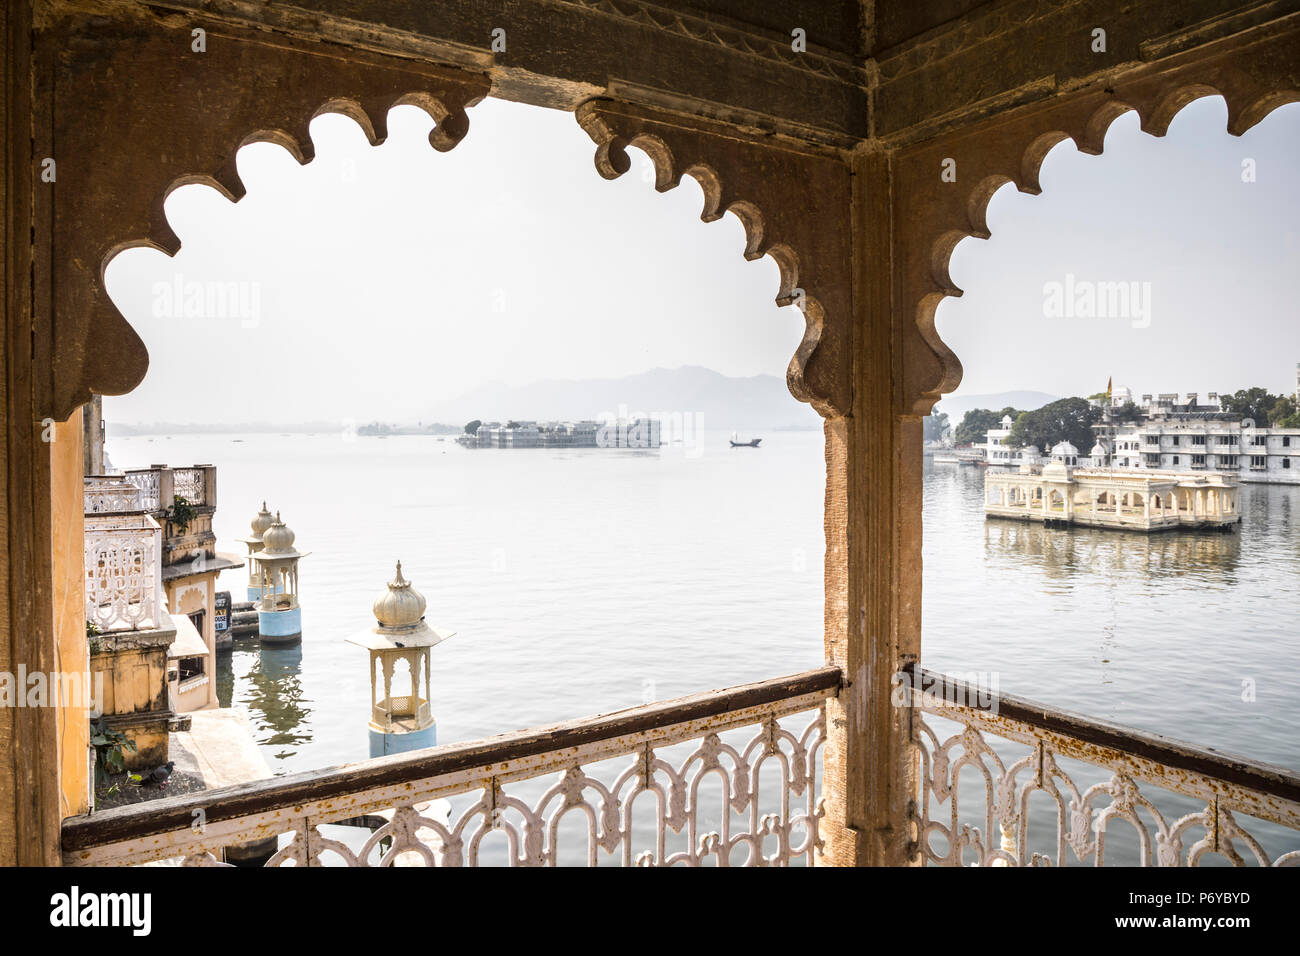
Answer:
[{"xmin": 53, "ymin": 411, "xmax": 90, "ymax": 819}]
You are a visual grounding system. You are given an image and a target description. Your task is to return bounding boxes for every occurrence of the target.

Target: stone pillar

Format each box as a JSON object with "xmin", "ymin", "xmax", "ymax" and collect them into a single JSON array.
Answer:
[
  {"xmin": 200, "ymin": 463, "xmax": 217, "ymax": 509},
  {"xmin": 819, "ymin": 149, "xmax": 921, "ymax": 868},
  {"xmin": 157, "ymin": 467, "xmax": 175, "ymax": 515}
]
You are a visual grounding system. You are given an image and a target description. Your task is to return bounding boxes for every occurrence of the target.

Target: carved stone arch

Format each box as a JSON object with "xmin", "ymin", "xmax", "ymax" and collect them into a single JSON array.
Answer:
[
  {"xmin": 894, "ymin": 20, "xmax": 1300, "ymax": 417},
  {"xmin": 575, "ymin": 100, "xmax": 851, "ymax": 418},
  {"xmin": 37, "ymin": 11, "xmax": 490, "ymax": 421}
]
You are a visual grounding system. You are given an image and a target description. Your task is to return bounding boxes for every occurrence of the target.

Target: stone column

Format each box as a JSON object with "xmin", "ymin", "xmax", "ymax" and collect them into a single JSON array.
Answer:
[{"xmin": 817, "ymin": 149, "xmax": 924, "ymax": 868}]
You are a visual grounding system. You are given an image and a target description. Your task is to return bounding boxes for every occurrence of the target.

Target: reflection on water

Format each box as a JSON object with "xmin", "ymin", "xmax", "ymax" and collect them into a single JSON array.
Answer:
[
  {"xmin": 984, "ymin": 514, "xmax": 1242, "ymax": 584},
  {"xmin": 927, "ymin": 461, "xmax": 1300, "ymax": 865},
  {"xmin": 183, "ymin": 438, "xmax": 1297, "ymax": 791},
  {"xmin": 189, "ymin": 439, "xmax": 1298, "ymax": 864},
  {"xmin": 162, "ymin": 430, "xmax": 826, "ymax": 780},
  {"xmin": 925, "ymin": 460, "xmax": 1300, "ymax": 771},
  {"xmin": 218, "ymin": 640, "xmax": 313, "ymax": 760}
]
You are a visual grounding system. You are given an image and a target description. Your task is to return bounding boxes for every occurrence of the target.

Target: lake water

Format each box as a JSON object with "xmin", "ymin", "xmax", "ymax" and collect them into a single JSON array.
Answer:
[{"xmin": 106, "ymin": 431, "xmax": 1300, "ymax": 862}]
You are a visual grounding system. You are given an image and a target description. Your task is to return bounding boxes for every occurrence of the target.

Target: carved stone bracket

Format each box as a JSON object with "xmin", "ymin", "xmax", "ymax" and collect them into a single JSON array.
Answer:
[
  {"xmin": 576, "ymin": 99, "xmax": 852, "ymax": 418},
  {"xmin": 892, "ymin": 18, "xmax": 1300, "ymax": 417},
  {"xmin": 35, "ymin": 10, "xmax": 490, "ymax": 421}
]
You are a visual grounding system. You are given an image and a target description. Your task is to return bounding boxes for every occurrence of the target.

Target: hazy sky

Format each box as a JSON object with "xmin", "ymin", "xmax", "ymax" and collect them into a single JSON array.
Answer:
[
  {"xmin": 938, "ymin": 97, "xmax": 1299, "ymax": 402},
  {"xmin": 103, "ymin": 95, "xmax": 1299, "ymax": 424},
  {"xmin": 105, "ymin": 98, "xmax": 804, "ymax": 425}
]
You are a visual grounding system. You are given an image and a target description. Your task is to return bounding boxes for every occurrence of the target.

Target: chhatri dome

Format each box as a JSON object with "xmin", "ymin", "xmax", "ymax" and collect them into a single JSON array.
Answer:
[
  {"xmin": 249, "ymin": 501, "xmax": 274, "ymax": 541},
  {"xmin": 1052, "ymin": 440, "xmax": 1079, "ymax": 457},
  {"xmin": 354, "ymin": 560, "xmax": 453, "ymax": 646},
  {"xmin": 1090, "ymin": 440, "xmax": 1108, "ymax": 458},
  {"xmin": 260, "ymin": 511, "xmax": 301, "ymax": 558},
  {"xmin": 373, "ymin": 561, "xmax": 427, "ymax": 630}
]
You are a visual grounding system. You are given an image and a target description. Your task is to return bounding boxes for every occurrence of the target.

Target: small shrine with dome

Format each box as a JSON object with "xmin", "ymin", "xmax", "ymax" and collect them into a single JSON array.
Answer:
[
  {"xmin": 250, "ymin": 511, "xmax": 309, "ymax": 646},
  {"xmin": 348, "ymin": 562, "xmax": 455, "ymax": 757},
  {"xmin": 237, "ymin": 501, "xmax": 276, "ymax": 602}
]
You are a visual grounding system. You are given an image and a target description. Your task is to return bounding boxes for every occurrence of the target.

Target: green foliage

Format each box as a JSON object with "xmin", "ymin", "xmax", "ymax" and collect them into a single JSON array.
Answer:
[
  {"xmin": 1006, "ymin": 397, "xmax": 1101, "ymax": 451},
  {"xmin": 1220, "ymin": 387, "xmax": 1277, "ymax": 426},
  {"xmin": 167, "ymin": 494, "xmax": 197, "ymax": 533},
  {"xmin": 923, "ymin": 410, "xmax": 951, "ymax": 443},
  {"xmin": 955, "ymin": 408, "xmax": 1018, "ymax": 446},
  {"xmin": 464, "ymin": 419, "xmax": 482, "ymax": 435},
  {"xmin": 1267, "ymin": 395, "xmax": 1298, "ymax": 428},
  {"xmin": 1218, "ymin": 387, "xmax": 1300, "ymax": 428},
  {"xmin": 90, "ymin": 718, "xmax": 136, "ymax": 786},
  {"xmin": 1112, "ymin": 401, "xmax": 1143, "ymax": 422}
]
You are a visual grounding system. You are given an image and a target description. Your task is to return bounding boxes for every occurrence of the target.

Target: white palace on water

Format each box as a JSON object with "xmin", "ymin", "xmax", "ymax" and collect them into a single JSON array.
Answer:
[{"xmin": 984, "ymin": 443, "xmax": 1240, "ymax": 533}]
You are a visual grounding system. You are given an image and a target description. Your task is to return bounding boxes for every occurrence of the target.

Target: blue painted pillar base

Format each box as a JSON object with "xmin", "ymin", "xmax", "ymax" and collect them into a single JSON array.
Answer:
[
  {"xmin": 370, "ymin": 723, "xmax": 437, "ymax": 758},
  {"xmin": 258, "ymin": 606, "xmax": 302, "ymax": 646}
]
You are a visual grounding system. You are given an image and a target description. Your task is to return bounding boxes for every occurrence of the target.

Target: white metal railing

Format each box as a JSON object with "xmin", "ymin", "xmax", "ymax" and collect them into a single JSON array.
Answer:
[
  {"xmin": 84, "ymin": 513, "xmax": 164, "ymax": 633},
  {"xmin": 907, "ymin": 669, "xmax": 1300, "ymax": 867},
  {"xmin": 62, "ymin": 668, "xmax": 837, "ymax": 867},
  {"xmin": 83, "ymin": 476, "xmax": 144, "ymax": 515}
]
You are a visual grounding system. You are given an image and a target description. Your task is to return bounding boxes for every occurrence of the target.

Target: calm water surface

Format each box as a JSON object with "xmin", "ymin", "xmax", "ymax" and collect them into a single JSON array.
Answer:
[{"xmin": 108, "ymin": 432, "xmax": 1299, "ymax": 857}]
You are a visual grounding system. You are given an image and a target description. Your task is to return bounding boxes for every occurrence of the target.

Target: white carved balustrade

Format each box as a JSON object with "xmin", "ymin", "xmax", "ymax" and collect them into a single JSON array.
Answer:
[
  {"xmin": 907, "ymin": 669, "xmax": 1300, "ymax": 867},
  {"xmin": 123, "ymin": 465, "xmax": 210, "ymax": 512},
  {"xmin": 84, "ymin": 513, "xmax": 164, "ymax": 633},
  {"xmin": 172, "ymin": 467, "xmax": 207, "ymax": 506},
  {"xmin": 83, "ymin": 476, "xmax": 144, "ymax": 515},
  {"xmin": 123, "ymin": 468, "xmax": 162, "ymax": 512},
  {"xmin": 62, "ymin": 668, "xmax": 836, "ymax": 867}
]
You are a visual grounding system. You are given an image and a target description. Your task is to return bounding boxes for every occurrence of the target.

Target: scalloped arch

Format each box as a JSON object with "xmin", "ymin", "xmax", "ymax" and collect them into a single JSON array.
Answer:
[
  {"xmin": 98, "ymin": 93, "xmax": 478, "ymax": 281},
  {"xmin": 40, "ymin": 15, "xmax": 491, "ymax": 422},
  {"xmin": 586, "ymin": 125, "xmax": 811, "ymax": 302},
  {"xmin": 576, "ymin": 100, "xmax": 852, "ymax": 418},
  {"xmin": 899, "ymin": 53, "xmax": 1300, "ymax": 418}
]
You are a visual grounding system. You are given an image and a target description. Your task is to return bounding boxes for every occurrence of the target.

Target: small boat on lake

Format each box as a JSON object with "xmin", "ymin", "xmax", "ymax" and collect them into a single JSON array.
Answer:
[{"xmin": 729, "ymin": 432, "xmax": 762, "ymax": 448}]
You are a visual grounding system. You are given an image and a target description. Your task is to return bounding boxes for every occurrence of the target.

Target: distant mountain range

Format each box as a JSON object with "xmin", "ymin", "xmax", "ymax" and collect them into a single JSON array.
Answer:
[
  {"xmin": 109, "ymin": 366, "xmax": 821, "ymax": 435},
  {"xmin": 109, "ymin": 420, "xmax": 359, "ymax": 436},
  {"xmin": 426, "ymin": 366, "xmax": 821, "ymax": 433},
  {"xmin": 931, "ymin": 390, "xmax": 1061, "ymax": 423}
]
